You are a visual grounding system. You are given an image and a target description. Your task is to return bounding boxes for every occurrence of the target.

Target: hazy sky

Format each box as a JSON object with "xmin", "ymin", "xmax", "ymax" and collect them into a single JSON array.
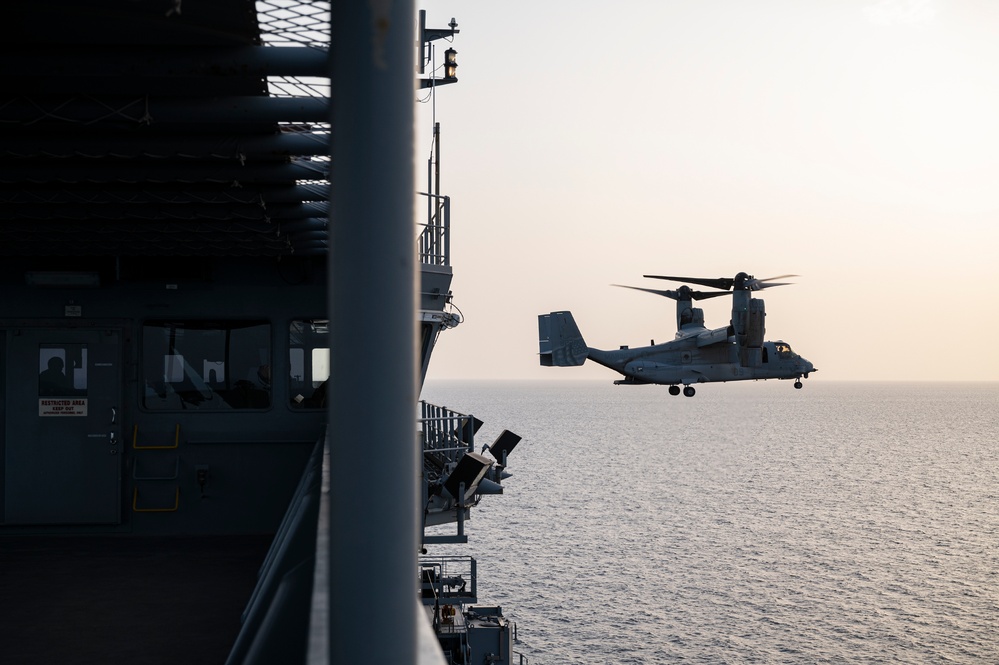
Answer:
[{"xmin": 415, "ymin": 0, "xmax": 999, "ymax": 382}]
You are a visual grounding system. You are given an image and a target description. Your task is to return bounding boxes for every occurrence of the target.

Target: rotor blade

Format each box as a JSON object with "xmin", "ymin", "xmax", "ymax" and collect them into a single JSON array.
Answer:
[
  {"xmin": 642, "ymin": 275, "xmax": 734, "ymax": 291},
  {"xmin": 612, "ymin": 284, "xmax": 679, "ymax": 300},
  {"xmin": 612, "ymin": 285, "xmax": 732, "ymax": 300},
  {"xmin": 748, "ymin": 274, "xmax": 799, "ymax": 290}
]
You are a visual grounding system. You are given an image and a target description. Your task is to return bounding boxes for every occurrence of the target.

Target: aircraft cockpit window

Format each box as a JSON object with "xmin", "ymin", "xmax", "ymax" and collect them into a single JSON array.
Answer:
[
  {"xmin": 142, "ymin": 320, "xmax": 270, "ymax": 410},
  {"xmin": 774, "ymin": 342, "xmax": 792, "ymax": 357},
  {"xmin": 289, "ymin": 319, "xmax": 329, "ymax": 409}
]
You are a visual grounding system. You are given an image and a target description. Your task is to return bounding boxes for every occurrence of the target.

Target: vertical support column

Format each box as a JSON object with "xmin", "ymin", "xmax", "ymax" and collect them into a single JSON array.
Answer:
[{"xmin": 329, "ymin": 2, "xmax": 418, "ymax": 663}]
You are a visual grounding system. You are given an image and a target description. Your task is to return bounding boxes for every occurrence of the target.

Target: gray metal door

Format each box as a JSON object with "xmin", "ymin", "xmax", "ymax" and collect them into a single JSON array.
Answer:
[{"xmin": 4, "ymin": 327, "xmax": 122, "ymax": 524}]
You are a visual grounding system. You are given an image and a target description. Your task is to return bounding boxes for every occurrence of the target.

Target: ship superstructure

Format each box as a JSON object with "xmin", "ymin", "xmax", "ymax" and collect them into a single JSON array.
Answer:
[{"xmin": 0, "ymin": 2, "xmax": 522, "ymax": 663}]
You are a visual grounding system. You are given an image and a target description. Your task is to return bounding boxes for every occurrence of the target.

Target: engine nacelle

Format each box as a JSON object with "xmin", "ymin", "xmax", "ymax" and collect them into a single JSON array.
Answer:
[
  {"xmin": 738, "ymin": 298, "xmax": 766, "ymax": 367},
  {"xmin": 747, "ymin": 298, "xmax": 766, "ymax": 347}
]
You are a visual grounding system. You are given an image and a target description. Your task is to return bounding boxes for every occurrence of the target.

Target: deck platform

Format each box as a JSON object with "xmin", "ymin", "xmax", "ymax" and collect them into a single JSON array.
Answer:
[{"xmin": 0, "ymin": 534, "xmax": 272, "ymax": 665}]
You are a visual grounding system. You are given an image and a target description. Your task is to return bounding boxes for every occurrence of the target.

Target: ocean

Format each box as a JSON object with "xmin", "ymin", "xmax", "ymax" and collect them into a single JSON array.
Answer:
[{"xmin": 420, "ymin": 380, "xmax": 999, "ymax": 664}]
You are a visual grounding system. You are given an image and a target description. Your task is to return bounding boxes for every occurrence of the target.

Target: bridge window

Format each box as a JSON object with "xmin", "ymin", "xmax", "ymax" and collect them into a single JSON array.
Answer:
[
  {"xmin": 142, "ymin": 320, "xmax": 270, "ymax": 410},
  {"xmin": 289, "ymin": 319, "xmax": 329, "ymax": 409}
]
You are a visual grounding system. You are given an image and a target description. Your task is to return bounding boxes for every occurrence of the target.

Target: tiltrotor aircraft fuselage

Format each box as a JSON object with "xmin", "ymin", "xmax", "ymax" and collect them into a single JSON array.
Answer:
[{"xmin": 538, "ymin": 272, "xmax": 816, "ymax": 396}]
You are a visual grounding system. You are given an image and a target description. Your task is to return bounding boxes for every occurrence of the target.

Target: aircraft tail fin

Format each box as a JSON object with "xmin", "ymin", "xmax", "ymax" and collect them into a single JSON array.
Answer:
[{"xmin": 538, "ymin": 311, "xmax": 588, "ymax": 367}]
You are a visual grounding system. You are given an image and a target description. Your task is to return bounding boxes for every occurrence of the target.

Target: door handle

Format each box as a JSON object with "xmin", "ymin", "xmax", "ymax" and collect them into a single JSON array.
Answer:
[
  {"xmin": 110, "ymin": 407, "xmax": 117, "ymax": 425},
  {"xmin": 109, "ymin": 431, "xmax": 118, "ymax": 446}
]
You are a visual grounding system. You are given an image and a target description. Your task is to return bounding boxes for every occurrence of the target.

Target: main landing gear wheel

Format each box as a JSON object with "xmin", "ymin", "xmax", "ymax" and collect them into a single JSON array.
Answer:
[
  {"xmin": 794, "ymin": 380, "xmax": 803, "ymax": 389},
  {"xmin": 683, "ymin": 386, "xmax": 696, "ymax": 397},
  {"xmin": 668, "ymin": 385, "xmax": 681, "ymax": 396}
]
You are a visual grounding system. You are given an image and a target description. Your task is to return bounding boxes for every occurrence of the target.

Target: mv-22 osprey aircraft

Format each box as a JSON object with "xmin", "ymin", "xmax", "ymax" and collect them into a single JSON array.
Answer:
[{"xmin": 538, "ymin": 272, "xmax": 816, "ymax": 396}]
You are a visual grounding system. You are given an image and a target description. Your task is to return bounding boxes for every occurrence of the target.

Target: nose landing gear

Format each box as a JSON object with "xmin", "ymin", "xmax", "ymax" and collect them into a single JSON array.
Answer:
[{"xmin": 794, "ymin": 380, "xmax": 803, "ymax": 389}]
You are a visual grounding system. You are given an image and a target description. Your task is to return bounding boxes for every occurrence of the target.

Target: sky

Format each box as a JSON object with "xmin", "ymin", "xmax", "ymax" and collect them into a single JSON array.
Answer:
[{"xmin": 414, "ymin": 0, "xmax": 999, "ymax": 382}]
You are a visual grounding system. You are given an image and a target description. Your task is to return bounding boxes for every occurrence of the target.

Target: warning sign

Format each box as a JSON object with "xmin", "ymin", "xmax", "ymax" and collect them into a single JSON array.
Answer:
[{"xmin": 39, "ymin": 398, "xmax": 88, "ymax": 417}]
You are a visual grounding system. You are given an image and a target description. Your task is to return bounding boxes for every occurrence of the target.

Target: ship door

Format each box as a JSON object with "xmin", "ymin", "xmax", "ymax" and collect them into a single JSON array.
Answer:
[{"xmin": 3, "ymin": 327, "xmax": 123, "ymax": 525}]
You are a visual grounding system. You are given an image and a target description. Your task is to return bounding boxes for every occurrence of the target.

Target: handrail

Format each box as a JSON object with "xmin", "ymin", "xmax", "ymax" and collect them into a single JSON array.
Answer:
[
  {"xmin": 416, "ymin": 192, "xmax": 449, "ymax": 267},
  {"xmin": 420, "ymin": 402, "xmax": 475, "ymax": 464},
  {"xmin": 227, "ymin": 435, "xmax": 325, "ymax": 665},
  {"xmin": 132, "ymin": 486, "xmax": 179, "ymax": 512},
  {"xmin": 418, "ymin": 555, "xmax": 477, "ymax": 606},
  {"xmin": 132, "ymin": 423, "xmax": 180, "ymax": 449}
]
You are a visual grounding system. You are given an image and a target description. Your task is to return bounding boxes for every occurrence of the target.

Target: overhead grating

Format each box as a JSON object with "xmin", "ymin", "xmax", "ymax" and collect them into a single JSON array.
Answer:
[{"xmin": 0, "ymin": 0, "xmax": 332, "ymax": 256}]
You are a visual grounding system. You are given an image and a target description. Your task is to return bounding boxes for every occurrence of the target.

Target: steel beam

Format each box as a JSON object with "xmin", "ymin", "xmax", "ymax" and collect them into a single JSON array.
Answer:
[
  {"xmin": 2, "ymin": 46, "xmax": 329, "ymax": 79},
  {"xmin": 0, "ymin": 203, "xmax": 327, "ymax": 221},
  {"xmin": 0, "ymin": 96, "xmax": 329, "ymax": 125},
  {"xmin": 0, "ymin": 159, "xmax": 328, "ymax": 184},
  {"xmin": 0, "ymin": 132, "xmax": 330, "ymax": 159},
  {"xmin": 0, "ymin": 184, "xmax": 329, "ymax": 205},
  {"xmin": 0, "ymin": 238, "xmax": 298, "ymax": 257}
]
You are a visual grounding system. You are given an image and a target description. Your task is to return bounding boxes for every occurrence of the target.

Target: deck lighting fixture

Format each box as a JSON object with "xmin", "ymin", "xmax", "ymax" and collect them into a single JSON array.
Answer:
[
  {"xmin": 487, "ymin": 430, "xmax": 521, "ymax": 467},
  {"xmin": 418, "ymin": 12, "xmax": 461, "ymax": 89},
  {"xmin": 454, "ymin": 415, "xmax": 484, "ymax": 445},
  {"xmin": 442, "ymin": 452, "xmax": 492, "ymax": 502},
  {"xmin": 443, "ymin": 48, "xmax": 458, "ymax": 81}
]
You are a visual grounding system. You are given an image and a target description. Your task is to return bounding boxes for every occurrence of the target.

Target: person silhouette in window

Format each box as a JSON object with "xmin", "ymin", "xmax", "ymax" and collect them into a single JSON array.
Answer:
[{"xmin": 39, "ymin": 357, "xmax": 71, "ymax": 395}]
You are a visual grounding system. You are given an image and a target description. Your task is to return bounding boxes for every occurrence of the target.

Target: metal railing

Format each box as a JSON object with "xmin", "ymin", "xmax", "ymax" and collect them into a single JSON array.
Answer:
[
  {"xmin": 227, "ymin": 435, "xmax": 325, "ymax": 665},
  {"xmin": 419, "ymin": 555, "xmax": 478, "ymax": 607},
  {"xmin": 417, "ymin": 192, "xmax": 450, "ymax": 267},
  {"xmin": 419, "ymin": 400, "xmax": 474, "ymax": 477}
]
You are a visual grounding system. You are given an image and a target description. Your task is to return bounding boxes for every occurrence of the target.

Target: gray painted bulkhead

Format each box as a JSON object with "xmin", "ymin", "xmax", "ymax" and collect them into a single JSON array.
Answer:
[
  {"xmin": 0, "ymin": 257, "xmax": 324, "ymax": 534},
  {"xmin": 0, "ymin": 256, "xmax": 453, "ymax": 536}
]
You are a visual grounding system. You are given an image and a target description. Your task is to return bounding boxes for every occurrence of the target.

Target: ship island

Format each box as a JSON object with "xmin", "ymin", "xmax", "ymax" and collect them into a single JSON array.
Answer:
[{"xmin": 0, "ymin": 2, "xmax": 526, "ymax": 664}]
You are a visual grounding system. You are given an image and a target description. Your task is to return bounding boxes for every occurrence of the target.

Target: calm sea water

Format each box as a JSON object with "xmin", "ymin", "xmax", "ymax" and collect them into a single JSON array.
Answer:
[{"xmin": 420, "ymin": 380, "xmax": 999, "ymax": 664}]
